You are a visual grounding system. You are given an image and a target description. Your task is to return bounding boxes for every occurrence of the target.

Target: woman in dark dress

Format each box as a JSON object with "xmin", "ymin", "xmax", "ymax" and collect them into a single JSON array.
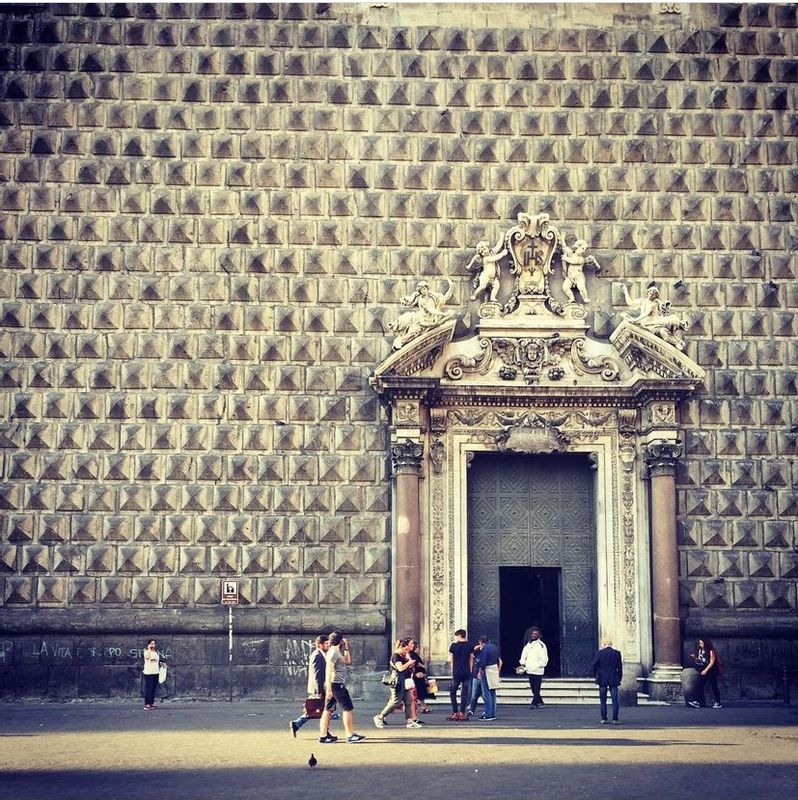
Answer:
[{"xmin": 407, "ymin": 639, "xmax": 432, "ymax": 713}]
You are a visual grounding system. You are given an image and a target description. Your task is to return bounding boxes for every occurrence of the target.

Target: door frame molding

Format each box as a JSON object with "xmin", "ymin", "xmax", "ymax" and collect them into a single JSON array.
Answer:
[{"xmin": 434, "ymin": 412, "xmax": 648, "ymax": 678}]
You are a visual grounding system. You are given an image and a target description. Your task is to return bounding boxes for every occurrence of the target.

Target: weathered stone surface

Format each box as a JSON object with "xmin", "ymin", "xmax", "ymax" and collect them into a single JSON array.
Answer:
[{"xmin": 0, "ymin": 2, "xmax": 796, "ymax": 700}]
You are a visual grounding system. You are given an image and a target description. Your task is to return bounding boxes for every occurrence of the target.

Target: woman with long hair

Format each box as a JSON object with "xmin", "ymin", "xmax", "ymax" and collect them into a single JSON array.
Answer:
[
  {"xmin": 688, "ymin": 636, "xmax": 723, "ymax": 709},
  {"xmin": 407, "ymin": 639, "xmax": 432, "ymax": 714},
  {"xmin": 373, "ymin": 638, "xmax": 422, "ymax": 729}
]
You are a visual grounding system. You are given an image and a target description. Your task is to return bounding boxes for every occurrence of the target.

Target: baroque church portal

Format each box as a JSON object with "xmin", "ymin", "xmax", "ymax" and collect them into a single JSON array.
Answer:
[{"xmin": 373, "ymin": 212, "xmax": 705, "ymax": 700}]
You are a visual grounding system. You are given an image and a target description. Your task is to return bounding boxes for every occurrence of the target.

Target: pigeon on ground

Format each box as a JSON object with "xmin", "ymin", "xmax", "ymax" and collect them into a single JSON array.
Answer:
[{"xmin": 308, "ymin": 753, "xmax": 318, "ymax": 770}]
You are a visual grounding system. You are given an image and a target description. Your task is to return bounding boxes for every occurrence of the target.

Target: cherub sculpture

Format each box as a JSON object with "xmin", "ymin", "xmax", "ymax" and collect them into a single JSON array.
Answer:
[
  {"xmin": 560, "ymin": 237, "xmax": 600, "ymax": 303},
  {"xmin": 388, "ymin": 279, "xmax": 454, "ymax": 350},
  {"xmin": 466, "ymin": 235, "xmax": 508, "ymax": 303},
  {"xmin": 621, "ymin": 283, "xmax": 689, "ymax": 350}
]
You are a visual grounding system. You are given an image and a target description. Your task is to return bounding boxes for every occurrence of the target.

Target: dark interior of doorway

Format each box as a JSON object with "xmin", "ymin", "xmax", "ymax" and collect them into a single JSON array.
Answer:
[{"xmin": 499, "ymin": 566, "xmax": 561, "ymax": 677}]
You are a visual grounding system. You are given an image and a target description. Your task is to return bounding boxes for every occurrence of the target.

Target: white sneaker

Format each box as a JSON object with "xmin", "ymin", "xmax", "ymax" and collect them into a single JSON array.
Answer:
[
  {"xmin": 713, "ymin": 702, "xmax": 723, "ymax": 709},
  {"xmin": 406, "ymin": 720, "xmax": 423, "ymax": 729},
  {"xmin": 687, "ymin": 700, "xmax": 701, "ymax": 708},
  {"xmin": 373, "ymin": 715, "xmax": 385, "ymax": 728}
]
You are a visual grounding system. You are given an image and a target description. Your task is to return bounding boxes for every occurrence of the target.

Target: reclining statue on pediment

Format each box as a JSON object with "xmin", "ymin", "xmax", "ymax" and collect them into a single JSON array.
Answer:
[
  {"xmin": 387, "ymin": 278, "xmax": 455, "ymax": 350},
  {"xmin": 621, "ymin": 283, "xmax": 689, "ymax": 350}
]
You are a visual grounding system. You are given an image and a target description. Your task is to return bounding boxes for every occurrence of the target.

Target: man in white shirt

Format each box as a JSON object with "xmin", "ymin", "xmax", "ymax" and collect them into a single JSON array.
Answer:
[
  {"xmin": 518, "ymin": 626, "xmax": 549, "ymax": 708},
  {"xmin": 319, "ymin": 631, "xmax": 366, "ymax": 744}
]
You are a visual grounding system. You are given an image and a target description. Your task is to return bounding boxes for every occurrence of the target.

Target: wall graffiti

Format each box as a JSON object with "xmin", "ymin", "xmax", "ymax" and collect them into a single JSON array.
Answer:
[
  {"xmin": 281, "ymin": 638, "xmax": 314, "ymax": 678},
  {"xmin": 0, "ymin": 639, "xmax": 172, "ymax": 665}
]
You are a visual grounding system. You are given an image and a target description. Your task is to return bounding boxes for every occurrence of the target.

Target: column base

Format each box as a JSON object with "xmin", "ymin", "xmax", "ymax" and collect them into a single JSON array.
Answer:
[{"xmin": 645, "ymin": 664, "xmax": 685, "ymax": 703}]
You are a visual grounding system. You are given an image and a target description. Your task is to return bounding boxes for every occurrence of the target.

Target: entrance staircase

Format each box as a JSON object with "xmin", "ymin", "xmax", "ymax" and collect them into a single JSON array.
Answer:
[
  {"xmin": 428, "ymin": 676, "xmax": 660, "ymax": 705},
  {"xmin": 429, "ymin": 676, "xmax": 600, "ymax": 705}
]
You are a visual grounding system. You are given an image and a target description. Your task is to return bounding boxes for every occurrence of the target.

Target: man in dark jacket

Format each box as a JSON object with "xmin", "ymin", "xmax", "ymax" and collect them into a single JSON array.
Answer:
[
  {"xmin": 290, "ymin": 634, "xmax": 333, "ymax": 737},
  {"xmin": 591, "ymin": 638, "xmax": 623, "ymax": 725}
]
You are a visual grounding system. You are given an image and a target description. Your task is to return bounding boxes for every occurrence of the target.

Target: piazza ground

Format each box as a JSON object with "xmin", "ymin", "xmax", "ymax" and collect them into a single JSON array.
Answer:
[{"xmin": 1, "ymin": 700, "xmax": 796, "ymax": 800}]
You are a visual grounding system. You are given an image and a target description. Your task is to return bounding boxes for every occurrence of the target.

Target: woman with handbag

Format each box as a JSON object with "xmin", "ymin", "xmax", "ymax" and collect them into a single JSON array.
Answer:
[
  {"xmin": 142, "ymin": 639, "xmax": 162, "ymax": 710},
  {"xmin": 373, "ymin": 638, "xmax": 423, "ymax": 730}
]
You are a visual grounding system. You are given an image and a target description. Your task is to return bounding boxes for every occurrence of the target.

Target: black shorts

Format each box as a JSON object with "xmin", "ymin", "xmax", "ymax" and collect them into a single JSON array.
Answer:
[{"xmin": 327, "ymin": 683, "xmax": 353, "ymax": 712}]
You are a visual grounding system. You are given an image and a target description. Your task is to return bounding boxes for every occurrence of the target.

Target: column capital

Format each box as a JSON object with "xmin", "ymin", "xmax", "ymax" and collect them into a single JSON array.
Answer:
[
  {"xmin": 391, "ymin": 439, "xmax": 424, "ymax": 475},
  {"xmin": 643, "ymin": 439, "xmax": 682, "ymax": 477}
]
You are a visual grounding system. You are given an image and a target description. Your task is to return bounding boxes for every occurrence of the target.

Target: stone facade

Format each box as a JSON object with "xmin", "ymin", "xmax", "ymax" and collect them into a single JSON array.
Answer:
[{"xmin": 0, "ymin": 3, "xmax": 796, "ymax": 700}]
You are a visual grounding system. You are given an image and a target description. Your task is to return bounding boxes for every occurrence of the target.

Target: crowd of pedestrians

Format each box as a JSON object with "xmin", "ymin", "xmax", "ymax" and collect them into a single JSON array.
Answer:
[{"xmin": 138, "ymin": 625, "xmax": 721, "ymax": 742}]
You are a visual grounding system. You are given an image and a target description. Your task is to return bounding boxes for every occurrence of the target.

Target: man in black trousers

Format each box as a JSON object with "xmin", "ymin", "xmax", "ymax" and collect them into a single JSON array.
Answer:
[{"xmin": 591, "ymin": 637, "xmax": 623, "ymax": 725}]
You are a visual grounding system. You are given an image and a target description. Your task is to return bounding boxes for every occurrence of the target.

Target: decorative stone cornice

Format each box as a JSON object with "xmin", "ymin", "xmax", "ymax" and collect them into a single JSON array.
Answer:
[
  {"xmin": 391, "ymin": 439, "xmax": 424, "ymax": 475},
  {"xmin": 643, "ymin": 440, "xmax": 683, "ymax": 477}
]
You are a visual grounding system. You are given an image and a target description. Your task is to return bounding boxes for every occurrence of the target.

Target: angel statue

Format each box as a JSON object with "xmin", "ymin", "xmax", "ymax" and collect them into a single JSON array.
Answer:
[
  {"xmin": 388, "ymin": 279, "xmax": 454, "ymax": 350},
  {"xmin": 621, "ymin": 283, "xmax": 689, "ymax": 350},
  {"xmin": 466, "ymin": 235, "xmax": 508, "ymax": 303},
  {"xmin": 560, "ymin": 237, "xmax": 601, "ymax": 303}
]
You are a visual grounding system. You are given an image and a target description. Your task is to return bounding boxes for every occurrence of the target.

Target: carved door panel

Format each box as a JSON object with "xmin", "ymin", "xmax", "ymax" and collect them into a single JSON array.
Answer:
[{"xmin": 467, "ymin": 452, "xmax": 597, "ymax": 676}]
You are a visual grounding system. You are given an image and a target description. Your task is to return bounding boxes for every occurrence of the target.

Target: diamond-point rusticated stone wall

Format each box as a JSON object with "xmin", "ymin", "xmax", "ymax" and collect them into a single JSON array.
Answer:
[{"xmin": 0, "ymin": 2, "xmax": 797, "ymax": 700}]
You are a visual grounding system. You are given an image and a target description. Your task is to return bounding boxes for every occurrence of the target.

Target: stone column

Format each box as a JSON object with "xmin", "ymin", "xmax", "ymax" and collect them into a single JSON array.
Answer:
[
  {"xmin": 644, "ymin": 440, "xmax": 684, "ymax": 699},
  {"xmin": 391, "ymin": 439, "xmax": 424, "ymax": 640}
]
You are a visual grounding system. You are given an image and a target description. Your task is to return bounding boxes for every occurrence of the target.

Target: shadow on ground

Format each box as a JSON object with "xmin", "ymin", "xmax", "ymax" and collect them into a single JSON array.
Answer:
[{"xmin": 3, "ymin": 762, "xmax": 798, "ymax": 800}]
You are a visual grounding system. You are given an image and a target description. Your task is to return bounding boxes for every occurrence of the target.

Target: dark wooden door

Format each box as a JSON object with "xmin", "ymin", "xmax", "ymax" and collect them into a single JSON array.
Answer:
[{"xmin": 467, "ymin": 452, "xmax": 597, "ymax": 676}]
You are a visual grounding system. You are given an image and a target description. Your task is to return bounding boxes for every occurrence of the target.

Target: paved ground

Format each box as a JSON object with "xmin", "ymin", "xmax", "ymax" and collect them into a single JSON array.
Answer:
[{"xmin": 1, "ymin": 700, "xmax": 796, "ymax": 800}]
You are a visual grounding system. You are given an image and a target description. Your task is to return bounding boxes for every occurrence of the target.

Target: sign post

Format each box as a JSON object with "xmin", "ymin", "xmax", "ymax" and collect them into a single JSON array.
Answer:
[{"xmin": 221, "ymin": 580, "xmax": 239, "ymax": 702}]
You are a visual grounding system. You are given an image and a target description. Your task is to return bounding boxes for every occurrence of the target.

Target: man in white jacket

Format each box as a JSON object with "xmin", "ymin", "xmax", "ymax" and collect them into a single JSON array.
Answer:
[{"xmin": 518, "ymin": 627, "xmax": 548, "ymax": 708}]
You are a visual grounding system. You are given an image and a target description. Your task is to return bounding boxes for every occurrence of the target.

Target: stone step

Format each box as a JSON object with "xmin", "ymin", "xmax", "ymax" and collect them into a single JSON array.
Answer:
[{"xmin": 427, "ymin": 676, "xmax": 605, "ymax": 705}]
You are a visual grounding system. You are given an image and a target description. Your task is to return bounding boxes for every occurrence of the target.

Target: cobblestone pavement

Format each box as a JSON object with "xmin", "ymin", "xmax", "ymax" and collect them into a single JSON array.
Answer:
[{"xmin": 1, "ymin": 701, "xmax": 796, "ymax": 800}]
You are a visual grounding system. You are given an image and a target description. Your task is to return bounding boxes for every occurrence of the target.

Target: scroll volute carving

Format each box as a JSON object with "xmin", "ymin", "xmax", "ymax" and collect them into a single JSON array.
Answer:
[{"xmin": 391, "ymin": 439, "xmax": 424, "ymax": 475}]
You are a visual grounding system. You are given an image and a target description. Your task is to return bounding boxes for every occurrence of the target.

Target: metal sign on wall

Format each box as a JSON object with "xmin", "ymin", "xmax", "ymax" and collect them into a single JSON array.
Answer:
[{"xmin": 220, "ymin": 580, "xmax": 239, "ymax": 605}]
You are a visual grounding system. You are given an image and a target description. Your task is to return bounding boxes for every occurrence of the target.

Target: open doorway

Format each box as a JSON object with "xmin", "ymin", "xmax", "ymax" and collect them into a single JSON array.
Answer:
[{"xmin": 499, "ymin": 566, "xmax": 561, "ymax": 677}]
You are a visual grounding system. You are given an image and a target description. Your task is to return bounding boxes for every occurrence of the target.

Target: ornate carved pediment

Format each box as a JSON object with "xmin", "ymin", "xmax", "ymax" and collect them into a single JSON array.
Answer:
[
  {"xmin": 373, "ymin": 318, "xmax": 456, "ymax": 379},
  {"xmin": 372, "ymin": 211, "xmax": 704, "ymax": 406},
  {"xmin": 610, "ymin": 320, "xmax": 705, "ymax": 382}
]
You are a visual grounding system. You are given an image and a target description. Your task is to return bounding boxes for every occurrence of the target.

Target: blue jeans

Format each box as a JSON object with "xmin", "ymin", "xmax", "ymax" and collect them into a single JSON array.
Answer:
[
  {"xmin": 468, "ymin": 676, "xmax": 482, "ymax": 714},
  {"xmin": 479, "ymin": 673, "xmax": 497, "ymax": 718},
  {"xmin": 450, "ymin": 674, "xmax": 470, "ymax": 714},
  {"xmin": 599, "ymin": 685, "xmax": 619, "ymax": 721}
]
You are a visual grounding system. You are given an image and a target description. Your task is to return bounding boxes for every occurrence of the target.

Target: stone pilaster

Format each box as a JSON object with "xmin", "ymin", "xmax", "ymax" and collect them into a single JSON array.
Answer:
[
  {"xmin": 644, "ymin": 439, "xmax": 684, "ymax": 700},
  {"xmin": 390, "ymin": 439, "xmax": 424, "ymax": 641}
]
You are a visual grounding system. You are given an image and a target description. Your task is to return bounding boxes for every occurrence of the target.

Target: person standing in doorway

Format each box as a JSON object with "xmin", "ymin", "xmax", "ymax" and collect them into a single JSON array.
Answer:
[
  {"xmin": 141, "ymin": 638, "xmax": 162, "ymax": 710},
  {"xmin": 477, "ymin": 635, "xmax": 502, "ymax": 721},
  {"xmin": 448, "ymin": 629, "xmax": 471, "ymax": 721},
  {"xmin": 591, "ymin": 637, "xmax": 623, "ymax": 724},
  {"xmin": 319, "ymin": 631, "xmax": 366, "ymax": 743},
  {"xmin": 518, "ymin": 626, "xmax": 549, "ymax": 709}
]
